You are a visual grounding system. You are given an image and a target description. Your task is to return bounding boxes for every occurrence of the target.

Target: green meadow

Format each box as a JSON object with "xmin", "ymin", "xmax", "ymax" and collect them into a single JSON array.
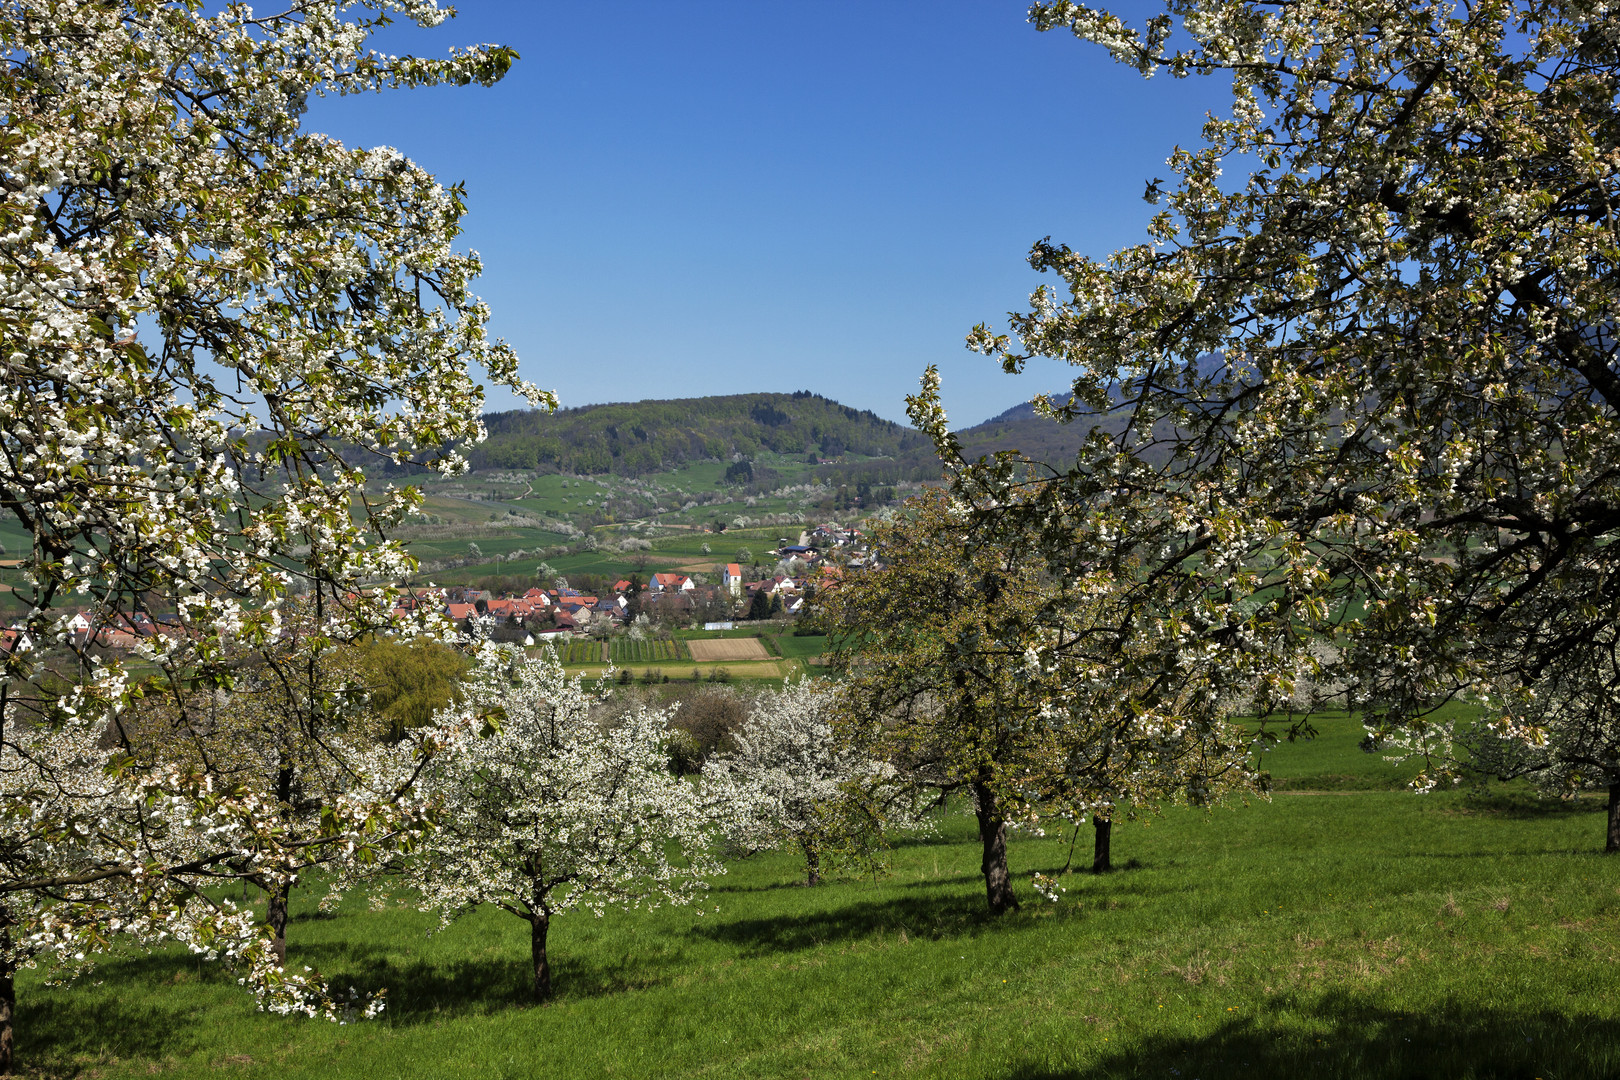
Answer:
[{"xmin": 21, "ymin": 714, "xmax": 1620, "ymax": 1079}]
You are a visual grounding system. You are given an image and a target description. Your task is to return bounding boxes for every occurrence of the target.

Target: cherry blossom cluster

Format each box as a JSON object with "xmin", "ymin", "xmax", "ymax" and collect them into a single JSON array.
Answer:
[{"xmin": 0, "ymin": 0, "xmax": 548, "ymax": 1035}]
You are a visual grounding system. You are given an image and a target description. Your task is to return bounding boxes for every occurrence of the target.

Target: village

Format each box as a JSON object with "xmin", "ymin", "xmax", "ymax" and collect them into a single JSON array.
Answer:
[{"xmin": 19, "ymin": 522, "xmax": 868, "ymax": 657}]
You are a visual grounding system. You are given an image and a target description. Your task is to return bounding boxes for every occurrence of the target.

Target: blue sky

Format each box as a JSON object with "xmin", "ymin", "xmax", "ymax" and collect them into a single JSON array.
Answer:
[{"xmin": 307, "ymin": 1, "xmax": 1225, "ymax": 427}]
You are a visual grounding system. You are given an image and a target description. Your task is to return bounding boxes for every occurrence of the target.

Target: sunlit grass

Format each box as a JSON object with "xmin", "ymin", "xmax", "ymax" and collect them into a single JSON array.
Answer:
[{"xmin": 23, "ymin": 715, "xmax": 1620, "ymax": 1079}]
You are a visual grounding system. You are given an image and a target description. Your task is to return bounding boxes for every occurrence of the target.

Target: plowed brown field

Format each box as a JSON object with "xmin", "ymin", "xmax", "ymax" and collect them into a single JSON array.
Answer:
[{"xmin": 686, "ymin": 637, "xmax": 770, "ymax": 662}]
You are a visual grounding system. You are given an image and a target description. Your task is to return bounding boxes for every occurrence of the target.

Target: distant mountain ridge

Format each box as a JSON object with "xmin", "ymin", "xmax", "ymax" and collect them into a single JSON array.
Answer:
[
  {"xmin": 459, "ymin": 388, "xmax": 1117, "ymax": 479},
  {"xmin": 468, "ymin": 391, "xmax": 934, "ymax": 476},
  {"xmin": 954, "ymin": 392, "xmax": 1094, "ymax": 466},
  {"xmin": 971, "ymin": 393, "xmax": 1072, "ymax": 427}
]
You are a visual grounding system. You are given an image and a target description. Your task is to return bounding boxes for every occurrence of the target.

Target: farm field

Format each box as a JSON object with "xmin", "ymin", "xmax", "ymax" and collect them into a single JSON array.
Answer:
[
  {"xmin": 772, "ymin": 633, "xmax": 828, "ymax": 660},
  {"xmin": 609, "ymin": 638, "xmax": 687, "ymax": 664},
  {"xmin": 19, "ymin": 714, "xmax": 1620, "ymax": 1079},
  {"xmin": 418, "ymin": 525, "xmax": 799, "ymax": 591},
  {"xmin": 685, "ymin": 637, "xmax": 771, "ymax": 662},
  {"xmin": 562, "ymin": 659, "xmax": 797, "ymax": 682}
]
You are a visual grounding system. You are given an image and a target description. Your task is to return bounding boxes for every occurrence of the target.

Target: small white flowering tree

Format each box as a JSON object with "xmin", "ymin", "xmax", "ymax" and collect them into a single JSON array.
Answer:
[
  {"xmin": 406, "ymin": 648, "xmax": 721, "ymax": 1000},
  {"xmin": 701, "ymin": 678, "xmax": 922, "ymax": 886},
  {"xmin": 0, "ymin": 706, "xmax": 423, "ymax": 1033}
]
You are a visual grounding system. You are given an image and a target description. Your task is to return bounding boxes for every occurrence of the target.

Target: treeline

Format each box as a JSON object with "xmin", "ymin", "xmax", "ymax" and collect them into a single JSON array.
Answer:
[{"xmin": 465, "ymin": 392, "xmax": 934, "ymax": 476}]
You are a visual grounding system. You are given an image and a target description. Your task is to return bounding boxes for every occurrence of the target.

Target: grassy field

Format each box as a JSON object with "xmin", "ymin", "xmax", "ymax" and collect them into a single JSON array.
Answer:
[
  {"xmin": 772, "ymin": 633, "xmax": 828, "ymax": 660},
  {"xmin": 19, "ymin": 714, "xmax": 1620, "ymax": 1079},
  {"xmin": 410, "ymin": 454, "xmax": 846, "ymax": 538}
]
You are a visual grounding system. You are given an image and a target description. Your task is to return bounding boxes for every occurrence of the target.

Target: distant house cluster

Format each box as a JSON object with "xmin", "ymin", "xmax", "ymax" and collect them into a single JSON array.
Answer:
[
  {"xmin": 424, "ymin": 584, "xmax": 631, "ymax": 639},
  {"xmin": 0, "ymin": 609, "xmax": 189, "ymax": 654},
  {"xmin": 16, "ymin": 521, "xmax": 876, "ymax": 656}
]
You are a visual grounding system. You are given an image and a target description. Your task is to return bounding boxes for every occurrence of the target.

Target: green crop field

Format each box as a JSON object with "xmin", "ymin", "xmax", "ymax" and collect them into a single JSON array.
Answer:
[
  {"xmin": 609, "ymin": 638, "xmax": 686, "ymax": 664},
  {"xmin": 548, "ymin": 639, "xmax": 606, "ymax": 665},
  {"xmin": 20, "ymin": 713, "xmax": 1620, "ymax": 1079}
]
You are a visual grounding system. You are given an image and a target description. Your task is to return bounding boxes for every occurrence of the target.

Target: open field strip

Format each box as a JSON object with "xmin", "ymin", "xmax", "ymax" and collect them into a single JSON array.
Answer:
[{"xmin": 560, "ymin": 659, "xmax": 798, "ymax": 681}]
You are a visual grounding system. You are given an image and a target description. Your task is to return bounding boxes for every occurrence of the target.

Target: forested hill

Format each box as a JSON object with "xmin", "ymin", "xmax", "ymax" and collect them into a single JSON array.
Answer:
[
  {"xmin": 955, "ymin": 393, "xmax": 1092, "ymax": 465},
  {"xmin": 953, "ymin": 355, "xmax": 1229, "ymax": 465},
  {"xmin": 464, "ymin": 389, "xmax": 1114, "ymax": 478},
  {"xmin": 467, "ymin": 391, "xmax": 934, "ymax": 475}
]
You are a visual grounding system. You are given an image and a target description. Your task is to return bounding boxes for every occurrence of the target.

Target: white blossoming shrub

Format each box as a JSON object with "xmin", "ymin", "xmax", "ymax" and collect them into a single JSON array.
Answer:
[
  {"xmin": 701, "ymin": 678, "xmax": 925, "ymax": 886},
  {"xmin": 403, "ymin": 647, "xmax": 722, "ymax": 1000}
]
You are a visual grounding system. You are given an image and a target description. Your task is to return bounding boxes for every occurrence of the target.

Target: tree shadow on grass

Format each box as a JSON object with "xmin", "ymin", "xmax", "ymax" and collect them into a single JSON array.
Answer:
[
  {"xmin": 19, "ymin": 928, "xmax": 701, "ymax": 1066},
  {"xmin": 282, "ymin": 934, "xmax": 703, "ymax": 1026},
  {"xmin": 708, "ymin": 871, "xmax": 987, "ymax": 895},
  {"xmin": 692, "ymin": 891, "xmax": 991, "ymax": 956},
  {"xmin": 1458, "ymin": 789, "xmax": 1607, "ymax": 819},
  {"xmin": 693, "ymin": 879, "xmax": 1153, "ymax": 958},
  {"xmin": 999, "ymin": 988, "xmax": 1620, "ymax": 1080},
  {"xmin": 20, "ymin": 951, "xmax": 228, "ymax": 1071},
  {"xmin": 887, "ymin": 832, "xmax": 982, "ymax": 850},
  {"xmin": 697, "ymin": 862, "xmax": 1169, "ymax": 958}
]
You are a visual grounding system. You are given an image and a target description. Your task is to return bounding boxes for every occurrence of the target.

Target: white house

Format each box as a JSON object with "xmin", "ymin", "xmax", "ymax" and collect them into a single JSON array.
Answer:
[{"xmin": 648, "ymin": 572, "xmax": 695, "ymax": 593}]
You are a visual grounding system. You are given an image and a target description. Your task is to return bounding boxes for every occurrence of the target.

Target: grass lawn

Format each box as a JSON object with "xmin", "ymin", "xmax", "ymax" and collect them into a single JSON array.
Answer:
[
  {"xmin": 20, "ymin": 716, "xmax": 1620, "ymax": 1079},
  {"xmin": 772, "ymin": 633, "xmax": 828, "ymax": 660}
]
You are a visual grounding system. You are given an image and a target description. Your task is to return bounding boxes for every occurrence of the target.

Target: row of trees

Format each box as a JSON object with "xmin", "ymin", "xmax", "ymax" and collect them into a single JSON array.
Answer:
[
  {"xmin": 110, "ymin": 629, "xmax": 1239, "ymax": 1015},
  {"xmin": 165, "ymin": 649, "xmax": 930, "ymax": 1006}
]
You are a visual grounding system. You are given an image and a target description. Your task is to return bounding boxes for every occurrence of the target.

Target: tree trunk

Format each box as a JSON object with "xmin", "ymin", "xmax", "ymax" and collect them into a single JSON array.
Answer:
[
  {"xmin": 1092, "ymin": 816, "xmax": 1113, "ymax": 874},
  {"xmin": 0, "ymin": 915, "xmax": 14, "ymax": 1076},
  {"xmin": 803, "ymin": 839, "xmax": 822, "ymax": 887},
  {"xmin": 530, "ymin": 910, "xmax": 552, "ymax": 1001},
  {"xmin": 1608, "ymin": 782, "xmax": 1620, "ymax": 854},
  {"xmin": 267, "ymin": 762, "xmax": 296, "ymax": 966},
  {"xmin": 266, "ymin": 879, "xmax": 290, "ymax": 966},
  {"xmin": 972, "ymin": 780, "xmax": 1018, "ymax": 915}
]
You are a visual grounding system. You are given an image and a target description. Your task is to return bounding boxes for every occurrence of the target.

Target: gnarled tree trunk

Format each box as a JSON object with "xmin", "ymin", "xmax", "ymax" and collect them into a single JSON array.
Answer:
[
  {"xmin": 1092, "ymin": 816, "xmax": 1113, "ymax": 874},
  {"xmin": 266, "ymin": 761, "xmax": 296, "ymax": 966},
  {"xmin": 972, "ymin": 779, "xmax": 1018, "ymax": 915},
  {"xmin": 1607, "ymin": 782, "xmax": 1620, "ymax": 854},
  {"xmin": 0, "ymin": 912, "xmax": 14, "ymax": 1076},
  {"xmin": 265, "ymin": 878, "xmax": 291, "ymax": 966},
  {"xmin": 802, "ymin": 839, "xmax": 822, "ymax": 887}
]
